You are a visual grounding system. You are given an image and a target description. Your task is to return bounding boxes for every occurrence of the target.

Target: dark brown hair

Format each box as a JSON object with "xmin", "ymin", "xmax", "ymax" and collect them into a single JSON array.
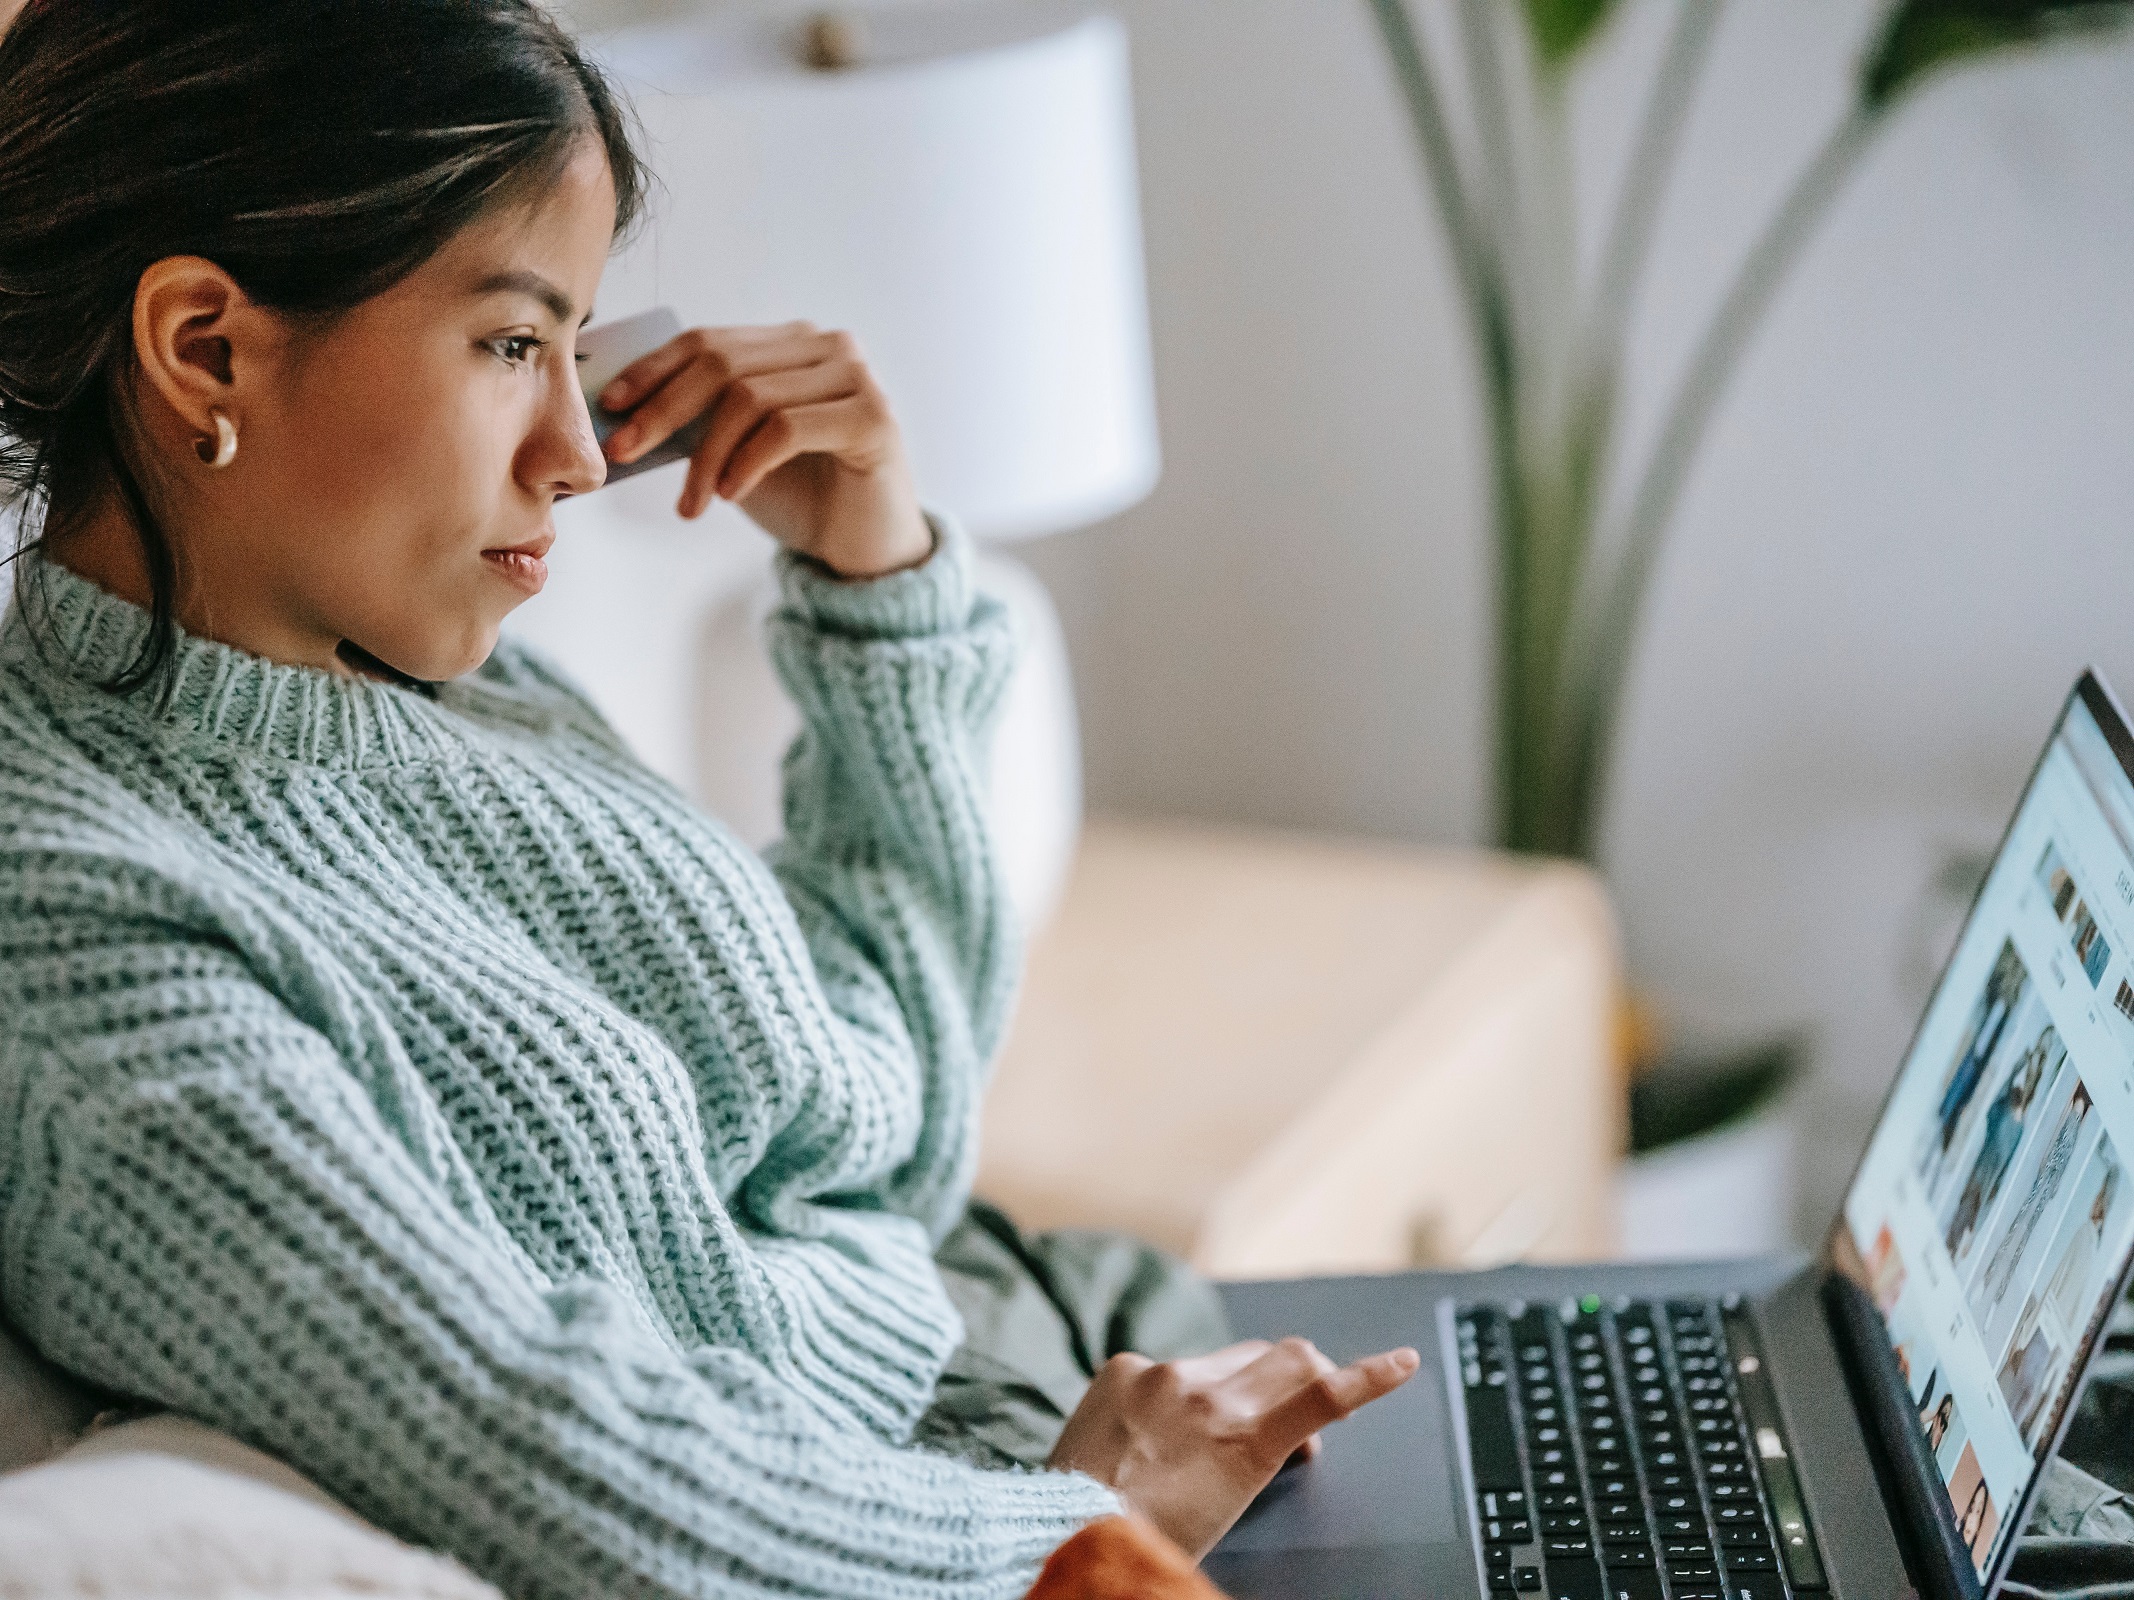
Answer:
[{"xmin": 0, "ymin": 0, "xmax": 647, "ymax": 696}]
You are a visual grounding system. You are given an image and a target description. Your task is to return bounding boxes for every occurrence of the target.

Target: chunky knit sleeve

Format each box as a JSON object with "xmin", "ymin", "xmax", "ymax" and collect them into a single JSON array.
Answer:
[
  {"xmin": 763, "ymin": 514, "xmax": 1019, "ymax": 1241},
  {"xmin": 0, "ymin": 921, "xmax": 1116, "ymax": 1600}
]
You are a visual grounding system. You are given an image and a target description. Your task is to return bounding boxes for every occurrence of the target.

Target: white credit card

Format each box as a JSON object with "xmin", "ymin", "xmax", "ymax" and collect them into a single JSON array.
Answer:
[{"xmin": 578, "ymin": 307, "xmax": 709, "ymax": 484}]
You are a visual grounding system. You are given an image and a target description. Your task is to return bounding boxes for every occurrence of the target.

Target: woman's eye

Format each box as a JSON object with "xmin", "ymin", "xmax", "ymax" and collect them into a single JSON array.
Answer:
[{"xmin": 489, "ymin": 335, "xmax": 545, "ymax": 366}]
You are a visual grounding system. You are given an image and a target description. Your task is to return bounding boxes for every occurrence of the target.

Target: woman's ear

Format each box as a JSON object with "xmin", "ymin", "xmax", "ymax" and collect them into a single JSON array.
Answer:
[{"xmin": 129, "ymin": 256, "xmax": 261, "ymax": 451}]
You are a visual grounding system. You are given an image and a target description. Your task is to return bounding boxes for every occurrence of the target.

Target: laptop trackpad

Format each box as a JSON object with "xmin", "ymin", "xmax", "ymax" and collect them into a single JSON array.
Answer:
[{"xmin": 1206, "ymin": 1275, "xmax": 1469, "ymax": 1597}]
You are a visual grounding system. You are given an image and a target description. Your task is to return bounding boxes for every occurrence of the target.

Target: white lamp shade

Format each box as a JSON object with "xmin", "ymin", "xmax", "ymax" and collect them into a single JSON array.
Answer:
[{"xmin": 591, "ymin": 7, "xmax": 1160, "ymax": 541}]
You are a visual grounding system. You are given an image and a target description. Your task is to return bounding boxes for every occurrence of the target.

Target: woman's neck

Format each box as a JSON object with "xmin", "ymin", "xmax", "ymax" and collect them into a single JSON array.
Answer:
[{"xmin": 40, "ymin": 492, "xmax": 398, "ymax": 683}]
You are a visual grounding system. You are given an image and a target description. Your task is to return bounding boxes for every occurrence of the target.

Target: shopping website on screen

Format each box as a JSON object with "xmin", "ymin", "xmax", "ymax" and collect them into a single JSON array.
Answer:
[{"xmin": 1844, "ymin": 694, "xmax": 2134, "ymax": 1581}]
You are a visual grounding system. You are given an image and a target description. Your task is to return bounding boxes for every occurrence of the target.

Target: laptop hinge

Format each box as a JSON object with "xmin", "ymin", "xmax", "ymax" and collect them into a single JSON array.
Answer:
[{"xmin": 1821, "ymin": 1270, "xmax": 1985, "ymax": 1600}]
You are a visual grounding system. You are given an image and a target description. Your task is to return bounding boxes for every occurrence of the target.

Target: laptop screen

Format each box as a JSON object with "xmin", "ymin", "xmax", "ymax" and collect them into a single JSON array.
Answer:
[{"xmin": 1843, "ymin": 679, "xmax": 2134, "ymax": 1585}]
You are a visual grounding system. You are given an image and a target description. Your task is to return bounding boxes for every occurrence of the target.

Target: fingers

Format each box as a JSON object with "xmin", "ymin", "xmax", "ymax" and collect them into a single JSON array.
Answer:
[
  {"xmin": 599, "ymin": 324, "xmax": 847, "ymax": 463},
  {"xmin": 1227, "ymin": 1336, "xmax": 1339, "ymax": 1408},
  {"xmin": 1171, "ymin": 1340, "xmax": 1274, "ymax": 1385},
  {"xmin": 710, "ymin": 393, "xmax": 893, "ymax": 511},
  {"xmin": 679, "ymin": 359, "xmax": 869, "ymax": 516},
  {"xmin": 1261, "ymin": 1346, "xmax": 1420, "ymax": 1446},
  {"xmin": 599, "ymin": 320, "xmax": 821, "ymax": 414}
]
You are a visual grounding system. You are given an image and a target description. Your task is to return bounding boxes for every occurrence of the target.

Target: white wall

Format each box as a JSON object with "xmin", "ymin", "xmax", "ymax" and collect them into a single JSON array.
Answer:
[
  {"xmin": 1018, "ymin": 0, "xmax": 2134, "ymax": 1238},
  {"xmin": 557, "ymin": 0, "xmax": 2134, "ymax": 1239}
]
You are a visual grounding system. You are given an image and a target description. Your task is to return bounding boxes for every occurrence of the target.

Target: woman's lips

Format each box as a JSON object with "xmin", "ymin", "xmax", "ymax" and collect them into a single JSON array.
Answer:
[{"xmin": 482, "ymin": 541, "xmax": 550, "ymax": 597}]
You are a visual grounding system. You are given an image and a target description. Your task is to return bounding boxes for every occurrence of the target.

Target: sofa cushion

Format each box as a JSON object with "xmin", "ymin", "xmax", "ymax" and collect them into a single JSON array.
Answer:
[{"xmin": 0, "ymin": 1412, "xmax": 504, "ymax": 1599}]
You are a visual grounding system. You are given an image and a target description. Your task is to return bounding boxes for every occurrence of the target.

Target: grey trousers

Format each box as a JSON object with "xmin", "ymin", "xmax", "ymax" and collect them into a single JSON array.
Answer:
[{"xmin": 916, "ymin": 1199, "xmax": 1234, "ymax": 1471}]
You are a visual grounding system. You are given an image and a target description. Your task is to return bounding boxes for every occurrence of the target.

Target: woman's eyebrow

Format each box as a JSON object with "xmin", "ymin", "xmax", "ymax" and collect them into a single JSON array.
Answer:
[{"xmin": 470, "ymin": 269, "xmax": 576, "ymax": 324}]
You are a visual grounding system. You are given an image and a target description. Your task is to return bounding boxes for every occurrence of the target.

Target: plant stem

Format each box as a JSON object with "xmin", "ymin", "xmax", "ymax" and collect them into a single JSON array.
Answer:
[
  {"xmin": 1586, "ymin": 0, "xmax": 1722, "ymax": 369},
  {"xmin": 1547, "ymin": 103, "xmax": 1882, "ymax": 859},
  {"xmin": 1457, "ymin": 0, "xmax": 1522, "ymax": 287},
  {"xmin": 1525, "ymin": 0, "xmax": 1719, "ymax": 857},
  {"xmin": 1364, "ymin": 0, "xmax": 1487, "ymax": 315},
  {"xmin": 1366, "ymin": 0, "xmax": 1532, "ymax": 847}
]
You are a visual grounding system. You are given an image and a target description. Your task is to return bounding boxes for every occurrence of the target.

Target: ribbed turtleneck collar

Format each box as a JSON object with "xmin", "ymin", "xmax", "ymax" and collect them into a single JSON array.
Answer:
[{"xmin": 0, "ymin": 555, "xmax": 474, "ymax": 770}]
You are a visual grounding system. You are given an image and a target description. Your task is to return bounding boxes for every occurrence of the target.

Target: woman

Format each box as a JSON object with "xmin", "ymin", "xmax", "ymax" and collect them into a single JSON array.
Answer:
[
  {"xmin": 1946, "ymin": 1032, "xmax": 2053, "ymax": 1265},
  {"xmin": 1959, "ymin": 1478, "xmax": 1993, "ymax": 1567},
  {"xmin": 0, "ymin": 4, "xmax": 1415, "ymax": 1597}
]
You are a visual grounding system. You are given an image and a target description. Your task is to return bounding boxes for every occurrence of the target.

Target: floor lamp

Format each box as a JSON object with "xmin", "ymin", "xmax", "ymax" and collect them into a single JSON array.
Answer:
[{"xmin": 518, "ymin": 0, "xmax": 1159, "ymax": 933}]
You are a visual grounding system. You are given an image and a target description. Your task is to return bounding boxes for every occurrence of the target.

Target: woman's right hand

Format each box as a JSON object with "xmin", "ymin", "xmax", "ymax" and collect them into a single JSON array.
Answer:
[{"xmin": 1046, "ymin": 1336, "xmax": 1420, "ymax": 1561}]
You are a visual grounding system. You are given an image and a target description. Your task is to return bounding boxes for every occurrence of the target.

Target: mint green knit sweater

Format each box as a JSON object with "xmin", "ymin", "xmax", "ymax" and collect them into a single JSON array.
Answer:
[{"xmin": 0, "ymin": 519, "xmax": 1118, "ymax": 1597}]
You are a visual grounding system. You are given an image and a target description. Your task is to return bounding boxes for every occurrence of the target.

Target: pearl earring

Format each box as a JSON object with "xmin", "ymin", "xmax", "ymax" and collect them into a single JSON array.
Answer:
[{"xmin": 194, "ymin": 411, "xmax": 237, "ymax": 469}]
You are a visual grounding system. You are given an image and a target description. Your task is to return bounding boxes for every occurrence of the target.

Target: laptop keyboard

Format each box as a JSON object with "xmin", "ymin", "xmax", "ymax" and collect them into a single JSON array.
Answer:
[{"xmin": 1453, "ymin": 1296, "xmax": 1826, "ymax": 1600}]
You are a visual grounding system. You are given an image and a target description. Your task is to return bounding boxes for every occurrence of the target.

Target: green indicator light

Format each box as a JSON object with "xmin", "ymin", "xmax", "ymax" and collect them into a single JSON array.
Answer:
[{"xmin": 1580, "ymin": 1294, "xmax": 1602, "ymax": 1315}]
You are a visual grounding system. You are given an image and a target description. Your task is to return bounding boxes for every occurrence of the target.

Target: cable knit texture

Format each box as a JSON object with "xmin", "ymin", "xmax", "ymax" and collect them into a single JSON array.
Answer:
[{"xmin": 0, "ymin": 516, "xmax": 1118, "ymax": 1599}]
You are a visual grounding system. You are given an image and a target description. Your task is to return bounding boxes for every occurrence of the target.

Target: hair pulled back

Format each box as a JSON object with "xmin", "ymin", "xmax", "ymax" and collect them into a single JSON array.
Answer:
[{"xmin": 0, "ymin": 0, "xmax": 647, "ymax": 694}]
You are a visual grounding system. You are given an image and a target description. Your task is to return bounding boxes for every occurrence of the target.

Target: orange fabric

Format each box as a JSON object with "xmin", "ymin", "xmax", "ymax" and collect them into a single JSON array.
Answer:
[{"xmin": 1024, "ymin": 1517, "xmax": 1232, "ymax": 1600}]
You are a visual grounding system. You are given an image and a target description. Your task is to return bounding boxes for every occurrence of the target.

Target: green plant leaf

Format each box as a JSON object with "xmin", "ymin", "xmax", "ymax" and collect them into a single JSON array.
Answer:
[
  {"xmin": 1521, "ymin": 0, "xmax": 1620, "ymax": 67},
  {"xmin": 1862, "ymin": 0, "xmax": 2134, "ymax": 110}
]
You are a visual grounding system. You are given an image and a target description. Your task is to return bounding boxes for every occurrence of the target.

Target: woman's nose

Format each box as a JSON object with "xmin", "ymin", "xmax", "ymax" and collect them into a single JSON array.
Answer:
[{"xmin": 526, "ymin": 368, "xmax": 608, "ymax": 499}]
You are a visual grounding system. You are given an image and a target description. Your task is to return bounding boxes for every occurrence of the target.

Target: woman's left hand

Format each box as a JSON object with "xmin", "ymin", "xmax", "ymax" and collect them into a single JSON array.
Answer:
[{"xmin": 595, "ymin": 321, "xmax": 933, "ymax": 580}]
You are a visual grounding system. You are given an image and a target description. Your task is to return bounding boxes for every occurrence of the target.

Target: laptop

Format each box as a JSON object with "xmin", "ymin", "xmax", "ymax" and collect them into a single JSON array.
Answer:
[{"xmin": 1207, "ymin": 669, "xmax": 2134, "ymax": 1600}]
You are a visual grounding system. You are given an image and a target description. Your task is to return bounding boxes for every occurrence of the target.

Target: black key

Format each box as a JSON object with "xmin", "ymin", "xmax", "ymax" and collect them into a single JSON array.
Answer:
[
  {"xmin": 1602, "ymin": 1545, "xmax": 1654, "ymax": 1568},
  {"xmin": 1598, "ymin": 1523, "xmax": 1647, "ymax": 1542},
  {"xmin": 1544, "ymin": 1538, "xmax": 1594, "ymax": 1558},
  {"xmin": 1489, "ymin": 1545, "xmax": 1514, "ymax": 1569},
  {"xmin": 1602, "ymin": 1572, "xmax": 1664, "ymax": 1600},
  {"xmin": 1654, "ymin": 1516, "xmax": 1701, "ymax": 1539},
  {"xmin": 1648, "ymin": 1471, "xmax": 1692, "ymax": 1492},
  {"xmin": 1666, "ymin": 1559, "xmax": 1717, "ymax": 1580},
  {"xmin": 1489, "ymin": 1572, "xmax": 1518, "ymax": 1594},
  {"xmin": 1533, "ymin": 1447, "xmax": 1570, "ymax": 1468},
  {"xmin": 1485, "ymin": 1518, "xmax": 1534, "ymax": 1544},
  {"xmin": 1714, "ymin": 1505, "xmax": 1759, "ymax": 1524},
  {"xmin": 1465, "ymin": 1384, "xmax": 1523, "ymax": 1491},
  {"xmin": 1530, "ymin": 1424, "xmax": 1565, "ymax": 1445},
  {"xmin": 1651, "ymin": 1493, "xmax": 1695, "ymax": 1516},
  {"xmin": 1541, "ymin": 1558, "xmax": 1605, "ymax": 1600},
  {"xmin": 1541, "ymin": 1516, "xmax": 1588, "ymax": 1536},
  {"xmin": 1540, "ymin": 1492, "xmax": 1584, "ymax": 1511},
  {"xmin": 1591, "ymin": 1475, "xmax": 1636, "ymax": 1500},
  {"xmin": 1725, "ymin": 1577, "xmax": 1786, "ymax": 1600},
  {"xmin": 1485, "ymin": 1489, "xmax": 1530, "ymax": 1519},
  {"xmin": 1708, "ymin": 1480, "xmax": 1751, "ymax": 1501},
  {"xmin": 1513, "ymin": 1568, "xmax": 1543, "ymax": 1592},
  {"xmin": 1539, "ymin": 1468, "xmax": 1573, "ymax": 1490},
  {"xmin": 1726, "ymin": 1551, "xmax": 1777, "ymax": 1571},
  {"xmin": 1596, "ymin": 1500, "xmax": 1639, "ymax": 1521}
]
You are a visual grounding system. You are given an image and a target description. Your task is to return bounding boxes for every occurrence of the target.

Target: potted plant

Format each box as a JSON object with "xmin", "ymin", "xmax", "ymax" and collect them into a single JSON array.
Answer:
[{"xmin": 1365, "ymin": 0, "xmax": 2134, "ymax": 1237}]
